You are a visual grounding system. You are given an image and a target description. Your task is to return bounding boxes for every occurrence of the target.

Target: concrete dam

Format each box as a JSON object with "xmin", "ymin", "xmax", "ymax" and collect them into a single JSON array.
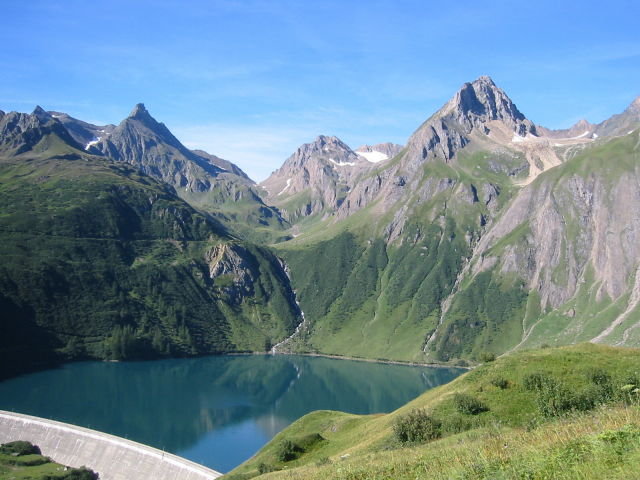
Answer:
[{"xmin": 0, "ymin": 410, "xmax": 222, "ymax": 479}]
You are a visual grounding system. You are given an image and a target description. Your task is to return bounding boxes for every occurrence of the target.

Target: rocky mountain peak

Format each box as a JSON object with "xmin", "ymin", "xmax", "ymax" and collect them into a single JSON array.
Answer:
[
  {"xmin": 444, "ymin": 76, "xmax": 535, "ymax": 136},
  {"xmin": 31, "ymin": 105, "xmax": 52, "ymax": 123},
  {"xmin": 308, "ymin": 135, "xmax": 352, "ymax": 152},
  {"xmin": 405, "ymin": 76, "xmax": 537, "ymax": 163},
  {"xmin": 630, "ymin": 96, "xmax": 640, "ymax": 111},
  {"xmin": 573, "ymin": 118, "xmax": 591, "ymax": 129},
  {"xmin": 128, "ymin": 103, "xmax": 151, "ymax": 119}
]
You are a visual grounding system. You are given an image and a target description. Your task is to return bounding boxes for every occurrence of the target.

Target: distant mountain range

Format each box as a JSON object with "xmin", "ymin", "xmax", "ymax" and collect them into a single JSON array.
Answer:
[{"xmin": 1, "ymin": 75, "xmax": 639, "ymax": 376}]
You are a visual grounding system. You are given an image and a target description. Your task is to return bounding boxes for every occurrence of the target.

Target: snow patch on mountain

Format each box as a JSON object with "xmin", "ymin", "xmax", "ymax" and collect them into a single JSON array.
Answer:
[
  {"xmin": 278, "ymin": 178, "xmax": 292, "ymax": 195},
  {"xmin": 329, "ymin": 158, "xmax": 356, "ymax": 167},
  {"xmin": 84, "ymin": 137, "xmax": 101, "ymax": 150},
  {"xmin": 356, "ymin": 150, "xmax": 388, "ymax": 163}
]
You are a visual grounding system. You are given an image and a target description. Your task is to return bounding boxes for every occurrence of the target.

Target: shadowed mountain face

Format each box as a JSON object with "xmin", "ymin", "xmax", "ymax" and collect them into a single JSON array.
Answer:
[{"xmin": 0, "ymin": 108, "xmax": 302, "ymax": 379}]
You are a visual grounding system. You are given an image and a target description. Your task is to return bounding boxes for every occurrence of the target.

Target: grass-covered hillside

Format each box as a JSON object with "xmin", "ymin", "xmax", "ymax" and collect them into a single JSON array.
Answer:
[
  {"xmin": 274, "ymin": 129, "xmax": 640, "ymax": 365},
  {"xmin": 227, "ymin": 344, "xmax": 640, "ymax": 480},
  {"xmin": 275, "ymin": 148, "xmax": 521, "ymax": 364},
  {"xmin": 0, "ymin": 136, "xmax": 301, "ymax": 378}
]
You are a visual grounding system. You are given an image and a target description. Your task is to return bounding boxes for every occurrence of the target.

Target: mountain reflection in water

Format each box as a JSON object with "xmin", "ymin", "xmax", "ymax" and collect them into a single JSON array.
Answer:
[{"xmin": 0, "ymin": 354, "xmax": 463, "ymax": 472}]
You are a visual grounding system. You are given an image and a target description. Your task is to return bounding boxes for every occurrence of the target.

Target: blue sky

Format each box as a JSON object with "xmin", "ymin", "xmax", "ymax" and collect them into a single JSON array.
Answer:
[{"xmin": 1, "ymin": 0, "xmax": 639, "ymax": 180}]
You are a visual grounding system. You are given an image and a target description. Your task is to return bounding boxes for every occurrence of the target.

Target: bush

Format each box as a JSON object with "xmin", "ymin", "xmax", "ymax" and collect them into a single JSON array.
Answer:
[
  {"xmin": 523, "ymin": 372, "xmax": 553, "ymax": 391},
  {"xmin": 490, "ymin": 377, "xmax": 509, "ymax": 389},
  {"xmin": 0, "ymin": 441, "xmax": 41, "ymax": 456},
  {"xmin": 257, "ymin": 462, "xmax": 277, "ymax": 474},
  {"xmin": 586, "ymin": 368, "xmax": 612, "ymax": 387},
  {"xmin": 55, "ymin": 467, "xmax": 99, "ymax": 480},
  {"xmin": 276, "ymin": 439, "xmax": 302, "ymax": 462},
  {"xmin": 453, "ymin": 393, "xmax": 489, "ymax": 415},
  {"xmin": 534, "ymin": 377, "xmax": 575, "ymax": 417},
  {"xmin": 393, "ymin": 409, "xmax": 442, "ymax": 443},
  {"xmin": 478, "ymin": 352, "xmax": 496, "ymax": 363}
]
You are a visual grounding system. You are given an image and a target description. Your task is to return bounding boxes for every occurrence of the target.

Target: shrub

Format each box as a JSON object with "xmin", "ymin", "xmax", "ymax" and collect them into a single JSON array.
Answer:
[
  {"xmin": 276, "ymin": 439, "xmax": 302, "ymax": 462},
  {"xmin": 453, "ymin": 393, "xmax": 489, "ymax": 415},
  {"xmin": 257, "ymin": 463, "xmax": 277, "ymax": 474},
  {"xmin": 586, "ymin": 368, "xmax": 612, "ymax": 387},
  {"xmin": 523, "ymin": 372, "xmax": 553, "ymax": 391},
  {"xmin": 534, "ymin": 377, "xmax": 574, "ymax": 417},
  {"xmin": 0, "ymin": 441, "xmax": 41, "ymax": 456},
  {"xmin": 393, "ymin": 409, "xmax": 442, "ymax": 443},
  {"xmin": 490, "ymin": 377, "xmax": 509, "ymax": 389},
  {"xmin": 478, "ymin": 352, "xmax": 496, "ymax": 363}
]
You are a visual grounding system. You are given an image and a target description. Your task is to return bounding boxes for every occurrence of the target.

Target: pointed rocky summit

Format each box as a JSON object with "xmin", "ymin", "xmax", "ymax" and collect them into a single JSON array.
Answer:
[{"xmin": 406, "ymin": 76, "xmax": 537, "ymax": 162}]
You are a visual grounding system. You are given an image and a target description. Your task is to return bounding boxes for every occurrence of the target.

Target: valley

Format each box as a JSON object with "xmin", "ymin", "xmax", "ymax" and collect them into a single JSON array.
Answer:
[{"xmin": 1, "ymin": 76, "xmax": 640, "ymax": 378}]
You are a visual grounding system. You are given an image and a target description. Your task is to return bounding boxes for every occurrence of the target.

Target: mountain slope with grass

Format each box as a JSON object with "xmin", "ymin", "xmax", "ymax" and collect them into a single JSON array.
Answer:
[
  {"xmin": 227, "ymin": 344, "xmax": 640, "ymax": 480},
  {"xmin": 0, "ymin": 108, "xmax": 301, "ymax": 379},
  {"xmin": 269, "ymin": 77, "xmax": 640, "ymax": 364}
]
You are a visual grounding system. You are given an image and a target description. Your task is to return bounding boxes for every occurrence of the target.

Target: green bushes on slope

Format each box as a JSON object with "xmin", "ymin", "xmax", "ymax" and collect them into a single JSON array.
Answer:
[{"xmin": 228, "ymin": 344, "xmax": 640, "ymax": 480}]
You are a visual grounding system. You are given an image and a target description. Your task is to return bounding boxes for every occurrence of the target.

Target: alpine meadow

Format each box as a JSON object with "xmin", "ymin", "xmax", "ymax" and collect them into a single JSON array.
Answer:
[{"xmin": 1, "ymin": 1, "xmax": 639, "ymax": 479}]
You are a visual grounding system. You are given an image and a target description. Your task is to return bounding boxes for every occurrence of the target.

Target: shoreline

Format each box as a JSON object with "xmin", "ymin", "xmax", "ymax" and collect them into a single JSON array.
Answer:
[
  {"xmin": 1, "ymin": 349, "xmax": 471, "ymax": 382},
  {"xmin": 228, "ymin": 350, "xmax": 473, "ymax": 370}
]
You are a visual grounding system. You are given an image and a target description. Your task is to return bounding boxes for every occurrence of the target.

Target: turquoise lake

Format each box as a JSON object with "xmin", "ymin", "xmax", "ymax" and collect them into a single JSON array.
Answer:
[{"xmin": 0, "ymin": 354, "xmax": 463, "ymax": 472}]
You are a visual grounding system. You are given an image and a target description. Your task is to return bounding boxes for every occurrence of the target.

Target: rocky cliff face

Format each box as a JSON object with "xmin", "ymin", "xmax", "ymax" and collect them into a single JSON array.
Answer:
[
  {"xmin": 86, "ymin": 104, "xmax": 288, "ymax": 241},
  {"xmin": 460, "ymin": 131, "xmax": 640, "ymax": 346},
  {"xmin": 405, "ymin": 76, "xmax": 537, "ymax": 164},
  {"xmin": 95, "ymin": 104, "xmax": 224, "ymax": 192},
  {"xmin": 47, "ymin": 111, "xmax": 116, "ymax": 149},
  {"xmin": 595, "ymin": 96, "xmax": 640, "ymax": 137},
  {"xmin": 260, "ymin": 135, "xmax": 371, "ymax": 222},
  {"xmin": 0, "ymin": 107, "xmax": 82, "ymax": 155}
]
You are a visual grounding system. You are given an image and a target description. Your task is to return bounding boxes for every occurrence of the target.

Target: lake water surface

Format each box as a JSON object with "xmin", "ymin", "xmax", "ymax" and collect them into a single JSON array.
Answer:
[{"xmin": 0, "ymin": 354, "xmax": 463, "ymax": 472}]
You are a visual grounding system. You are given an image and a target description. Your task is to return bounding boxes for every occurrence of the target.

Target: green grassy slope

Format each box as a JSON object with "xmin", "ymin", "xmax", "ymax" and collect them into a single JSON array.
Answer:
[
  {"xmin": 0, "ymin": 145, "xmax": 300, "ymax": 378},
  {"xmin": 227, "ymin": 344, "xmax": 640, "ymax": 480},
  {"xmin": 275, "ymin": 150, "xmax": 521, "ymax": 363},
  {"xmin": 277, "ymin": 131, "xmax": 640, "ymax": 364}
]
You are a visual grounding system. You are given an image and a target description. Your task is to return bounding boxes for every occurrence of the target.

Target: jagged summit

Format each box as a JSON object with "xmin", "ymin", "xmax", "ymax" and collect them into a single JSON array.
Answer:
[
  {"xmin": 405, "ymin": 76, "xmax": 537, "ymax": 162},
  {"xmin": 444, "ymin": 76, "xmax": 536, "ymax": 136},
  {"xmin": 127, "ymin": 103, "xmax": 156, "ymax": 123},
  {"xmin": 301, "ymin": 135, "xmax": 353, "ymax": 154},
  {"xmin": 31, "ymin": 105, "xmax": 52, "ymax": 122}
]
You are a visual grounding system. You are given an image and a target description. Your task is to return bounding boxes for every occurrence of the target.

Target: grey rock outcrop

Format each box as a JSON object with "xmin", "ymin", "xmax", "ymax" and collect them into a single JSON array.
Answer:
[
  {"xmin": 260, "ymin": 135, "xmax": 369, "ymax": 221},
  {"xmin": 406, "ymin": 76, "xmax": 537, "ymax": 164},
  {"xmin": 95, "ymin": 103, "xmax": 224, "ymax": 192},
  {"xmin": 0, "ymin": 106, "xmax": 82, "ymax": 155}
]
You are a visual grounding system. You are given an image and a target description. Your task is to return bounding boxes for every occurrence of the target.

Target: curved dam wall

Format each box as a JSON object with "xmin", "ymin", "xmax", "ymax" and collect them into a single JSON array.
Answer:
[{"xmin": 0, "ymin": 410, "xmax": 222, "ymax": 480}]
